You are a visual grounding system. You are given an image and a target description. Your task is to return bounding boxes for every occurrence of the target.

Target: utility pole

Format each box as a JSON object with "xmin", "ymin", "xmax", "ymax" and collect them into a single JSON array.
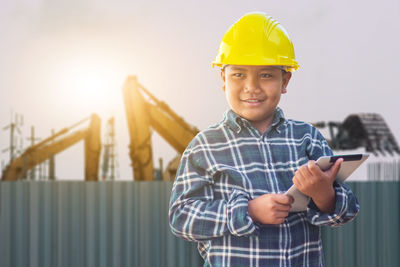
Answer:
[
  {"xmin": 2, "ymin": 113, "xmax": 23, "ymax": 163},
  {"xmin": 48, "ymin": 129, "xmax": 56, "ymax": 180},
  {"xmin": 2, "ymin": 112, "xmax": 24, "ymax": 179},
  {"xmin": 27, "ymin": 126, "xmax": 40, "ymax": 180},
  {"xmin": 101, "ymin": 117, "xmax": 119, "ymax": 180},
  {"xmin": 110, "ymin": 118, "xmax": 116, "ymax": 180}
]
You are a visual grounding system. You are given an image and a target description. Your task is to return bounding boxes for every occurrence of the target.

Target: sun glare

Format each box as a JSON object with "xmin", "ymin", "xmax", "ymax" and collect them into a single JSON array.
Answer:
[
  {"xmin": 72, "ymin": 70, "xmax": 111, "ymax": 102},
  {"xmin": 50, "ymin": 59, "xmax": 125, "ymax": 116}
]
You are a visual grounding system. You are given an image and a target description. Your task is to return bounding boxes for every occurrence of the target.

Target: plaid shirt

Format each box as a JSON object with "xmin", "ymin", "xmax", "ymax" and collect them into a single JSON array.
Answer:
[{"xmin": 169, "ymin": 108, "xmax": 359, "ymax": 267}]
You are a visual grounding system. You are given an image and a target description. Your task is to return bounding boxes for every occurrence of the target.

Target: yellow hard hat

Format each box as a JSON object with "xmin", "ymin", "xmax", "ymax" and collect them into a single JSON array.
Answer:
[{"xmin": 212, "ymin": 12, "xmax": 300, "ymax": 72}]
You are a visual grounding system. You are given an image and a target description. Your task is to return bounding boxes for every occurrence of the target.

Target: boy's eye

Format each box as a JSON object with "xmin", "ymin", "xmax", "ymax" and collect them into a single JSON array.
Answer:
[
  {"xmin": 260, "ymin": 73, "xmax": 272, "ymax": 78},
  {"xmin": 232, "ymin": 73, "xmax": 244, "ymax": 78}
]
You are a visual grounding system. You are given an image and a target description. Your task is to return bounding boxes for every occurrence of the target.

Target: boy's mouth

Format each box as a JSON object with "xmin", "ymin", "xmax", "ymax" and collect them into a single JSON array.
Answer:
[{"xmin": 241, "ymin": 98, "xmax": 265, "ymax": 103}]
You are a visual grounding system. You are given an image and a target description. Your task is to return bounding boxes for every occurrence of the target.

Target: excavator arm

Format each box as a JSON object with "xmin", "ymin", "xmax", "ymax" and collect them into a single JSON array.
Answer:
[
  {"xmin": 123, "ymin": 76, "xmax": 199, "ymax": 181},
  {"xmin": 1, "ymin": 114, "xmax": 101, "ymax": 181},
  {"xmin": 147, "ymin": 95, "xmax": 198, "ymax": 153}
]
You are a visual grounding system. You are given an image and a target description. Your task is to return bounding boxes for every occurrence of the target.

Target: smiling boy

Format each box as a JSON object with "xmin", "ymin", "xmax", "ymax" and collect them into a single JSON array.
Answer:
[
  {"xmin": 222, "ymin": 65, "xmax": 290, "ymax": 136},
  {"xmin": 169, "ymin": 12, "xmax": 359, "ymax": 266}
]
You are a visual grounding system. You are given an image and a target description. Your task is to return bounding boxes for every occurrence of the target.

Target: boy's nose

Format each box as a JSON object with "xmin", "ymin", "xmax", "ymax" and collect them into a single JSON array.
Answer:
[{"xmin": 243, "ymin": 78, "xmax": 261, "ymax": 94}]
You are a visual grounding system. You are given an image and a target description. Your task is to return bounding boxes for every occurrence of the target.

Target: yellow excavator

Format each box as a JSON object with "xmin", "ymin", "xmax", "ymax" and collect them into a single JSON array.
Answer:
[
  {"xmin": 4, "ymin": 75, "xmax": 396, "ymax": 182},
  {"xmin": 1, "ymin": 114, "xmax": 101, "ymax": 181},
  {"xmin": 122, "ymin": 76, "xmax": 199, "ymax": 181}
]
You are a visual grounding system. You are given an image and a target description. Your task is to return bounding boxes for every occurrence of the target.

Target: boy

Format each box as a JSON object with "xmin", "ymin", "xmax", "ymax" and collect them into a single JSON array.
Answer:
[{"xmin": 169, "ymin": 12, "xmax": 359, "ymax": 266}]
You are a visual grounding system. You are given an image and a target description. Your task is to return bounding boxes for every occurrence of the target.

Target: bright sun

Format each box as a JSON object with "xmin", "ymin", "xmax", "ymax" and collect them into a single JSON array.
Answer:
[{"xmin": 50, "ymin": 58, "xmax": 125, "ymax": 116}]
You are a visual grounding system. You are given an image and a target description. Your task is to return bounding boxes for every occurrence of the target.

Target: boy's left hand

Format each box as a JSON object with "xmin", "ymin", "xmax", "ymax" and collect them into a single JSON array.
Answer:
[{"xmin": 292, "ymin": 158, "xmax": 343, "ymax": 213}]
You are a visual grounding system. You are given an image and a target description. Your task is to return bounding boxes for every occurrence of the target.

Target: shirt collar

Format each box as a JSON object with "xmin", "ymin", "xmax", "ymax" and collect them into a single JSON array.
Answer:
[{"xmin": 223, "ymin": 107, "xmax": 287, "ymax": 134}]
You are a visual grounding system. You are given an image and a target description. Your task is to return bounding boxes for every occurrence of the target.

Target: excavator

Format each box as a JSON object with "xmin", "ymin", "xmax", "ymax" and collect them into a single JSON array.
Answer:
[
  {"xmin": 2, "ymin": 75, "xmax": 197, "ymax": 182},
  {"xmin": 313, "ymin": 113, "xmax": 400, "ymax": 156},
  {"xmin": 122, "ymin": 76, "xmax": 199, "ymax": 181},
  {"xmin": 1, "ymin": 114, "xmax": 101, "ymax": 181},
  {"xmin": 4, "ymin": 76, "xmax": 395, "ymax": 182}
]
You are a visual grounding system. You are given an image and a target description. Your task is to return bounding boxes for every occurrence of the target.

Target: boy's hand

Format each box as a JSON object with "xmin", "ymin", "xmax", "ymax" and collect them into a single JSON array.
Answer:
[
  {"xmin": 248, "ymin": 194, "xmax": 293, "ymax": 224},
  {"xmin": 292, "ymin": 158, "xmax": 343, "ymax": 213}
]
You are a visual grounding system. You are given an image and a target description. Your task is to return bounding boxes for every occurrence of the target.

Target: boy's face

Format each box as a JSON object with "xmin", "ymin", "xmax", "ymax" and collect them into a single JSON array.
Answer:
[{"xmin": 221, "ymin": 65, "xmax": 291, "ymax": 130}]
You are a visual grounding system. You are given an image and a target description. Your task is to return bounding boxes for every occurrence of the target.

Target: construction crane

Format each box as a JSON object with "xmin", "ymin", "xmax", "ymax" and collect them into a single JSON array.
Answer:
[
  {"xmin": 1, "ymin": 114, "xmax": 101, "ymax": 181},
  {"xmin": 122, "ymin": 76, "xmax": 199, "ymax": 181},
  {"xmin": 313, "ymin": 113, "xmax": 400, "ymax": 156}
]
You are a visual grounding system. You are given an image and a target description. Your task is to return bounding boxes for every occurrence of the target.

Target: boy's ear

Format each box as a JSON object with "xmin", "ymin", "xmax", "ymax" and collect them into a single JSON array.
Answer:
[
  {"xmin": 220, "ymin": 69, "xmax": 226, "ymax": 92},
  {"xmin": 281, "ymin": 71, "xmax": 292, "ymax": 94}
]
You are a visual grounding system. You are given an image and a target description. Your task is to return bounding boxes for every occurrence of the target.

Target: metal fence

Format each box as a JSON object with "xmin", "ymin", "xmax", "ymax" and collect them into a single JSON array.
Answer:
[
  {"xmin": 0, "ymin": 181, "xmax": 202, "ymax": 267},
  {"xmin": 322, "ymin": 181, "xmax": 400, "ymax": 267},
  {"xmin": 0, "ymin": 181, "xmax": 399, "ymax": 267}
]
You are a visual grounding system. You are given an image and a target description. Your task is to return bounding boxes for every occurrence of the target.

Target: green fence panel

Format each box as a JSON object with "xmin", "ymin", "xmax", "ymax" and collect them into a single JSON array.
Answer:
[
  {"xmin": 322, "ymin": 181, "xmax": 400, "ymax": 267},
  {"xmin": 0, "ymin": 181, "xmax": 203, "ymax": 267},
  {"xmin": 1, "ymin": 181, "xmax": 399, "ymax": 267}
]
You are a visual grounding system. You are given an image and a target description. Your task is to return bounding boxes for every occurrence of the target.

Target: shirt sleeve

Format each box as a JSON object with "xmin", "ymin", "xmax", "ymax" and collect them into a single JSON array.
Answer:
[
  {"xmin": 307, "ymin": 181, "xmax": 360, "ymax": 226},
  {"xmin": 305, "ymin": 126, "xmax": 360, "ymax": 226},
  {"xmin": 169, "ymin": 136, "xmax": 258, "ymax": 242}
]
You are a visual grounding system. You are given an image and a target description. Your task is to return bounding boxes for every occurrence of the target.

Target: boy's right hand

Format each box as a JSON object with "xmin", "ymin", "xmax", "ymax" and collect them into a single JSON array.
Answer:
[{"xmin": 248, "ymin": 194, "xmax": 293, "ymax": 225}]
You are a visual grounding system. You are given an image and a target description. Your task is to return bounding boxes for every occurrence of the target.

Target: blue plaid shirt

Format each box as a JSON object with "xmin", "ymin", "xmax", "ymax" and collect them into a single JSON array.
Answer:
[{"xmin": 169, "ymin": 108, "xmax": 359, "ymax": 267}]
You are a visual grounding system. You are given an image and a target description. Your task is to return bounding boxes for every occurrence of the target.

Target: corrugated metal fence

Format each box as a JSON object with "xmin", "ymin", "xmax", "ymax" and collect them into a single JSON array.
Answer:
[
  {"xmin": 1, "ymin": 181, "xmax": 399, "ymax": 267},
  {"xmin": 322, "ymin": 182, "xmax": 400, "ymax": 267},
  {"xmin": 0, "ymin": 181, "xmax": 202, "ymax": 267}
]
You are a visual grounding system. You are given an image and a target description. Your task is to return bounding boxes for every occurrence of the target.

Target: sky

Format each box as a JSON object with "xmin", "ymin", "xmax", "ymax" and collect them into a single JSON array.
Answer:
[{"xmin": 1, "ymin": 0, "xmax": 400, "ymax": 180}]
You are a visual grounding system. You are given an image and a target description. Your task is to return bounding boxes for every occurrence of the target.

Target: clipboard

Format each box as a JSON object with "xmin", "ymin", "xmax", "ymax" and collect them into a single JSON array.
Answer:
[{"xmin": 285, "ymin": 153, "xmax": 369, "ymax": 212}]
